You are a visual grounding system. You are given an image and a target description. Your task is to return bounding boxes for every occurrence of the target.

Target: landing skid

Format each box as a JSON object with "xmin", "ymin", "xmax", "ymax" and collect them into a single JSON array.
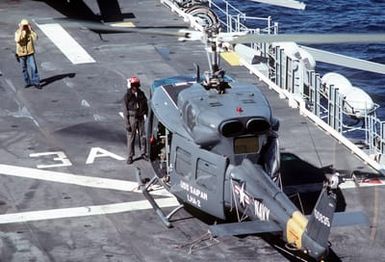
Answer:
[{"xmin": 135, "ymin": 168, "xmax": 184, "ymax": 228}]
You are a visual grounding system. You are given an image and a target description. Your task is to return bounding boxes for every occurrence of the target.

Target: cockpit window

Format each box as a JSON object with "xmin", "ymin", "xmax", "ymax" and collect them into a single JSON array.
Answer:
[
  {"xmin": 185, "ymin": 104, "xmax": 196, "ymax": 130},
  {"xmin": 234, "ymin": 136, "xmax": 259, "ymax": 154}
]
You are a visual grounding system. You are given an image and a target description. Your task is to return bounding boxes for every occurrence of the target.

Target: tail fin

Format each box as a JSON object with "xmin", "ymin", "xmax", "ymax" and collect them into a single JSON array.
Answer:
[{"xmin": 306, "ymin": 179, "xmax": 338, "ymax": 249}]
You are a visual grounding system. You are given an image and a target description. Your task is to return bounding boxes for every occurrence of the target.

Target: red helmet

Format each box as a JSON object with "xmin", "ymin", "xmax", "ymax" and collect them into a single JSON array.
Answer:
[{"xmin": 128, "ymin": 76, "xmax": 140, "ymax": 88}]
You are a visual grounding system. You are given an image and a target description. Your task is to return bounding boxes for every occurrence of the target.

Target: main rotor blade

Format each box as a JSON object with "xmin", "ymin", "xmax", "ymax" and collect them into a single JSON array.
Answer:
[
  {"xmin": 301, "ymin": 46, "xmax": 385, "ymax": 74},
  {"xmin": 35, "ymin": 18, "xmax": 189, "ymax": 37},
  {"xmin": 249, "ymin": 0, "xmax": 306, "ymax": 10},
  {"xmin": 227, "ymin": 33, "xmax": 385, "ymax": 45}
]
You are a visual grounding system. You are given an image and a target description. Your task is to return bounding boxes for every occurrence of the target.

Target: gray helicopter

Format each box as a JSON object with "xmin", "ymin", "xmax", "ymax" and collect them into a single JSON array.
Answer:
[
  {"xmin": 44, "ymin": 0, "xmax": 384, "ymax": 260},
  {"xmin": 28, "ymin": 0, "xmax": 385, "ymax": 260},
  {"xmin": 140, "ymin": 57, "xmax": 333, "ymax": 261},
  {"xmin": 143, "ymin": 74, "xmax": 337, "ymax": 260},
  {"xmin": 131, "ymin": 15, "xmax": 372, "ymax": 262}
]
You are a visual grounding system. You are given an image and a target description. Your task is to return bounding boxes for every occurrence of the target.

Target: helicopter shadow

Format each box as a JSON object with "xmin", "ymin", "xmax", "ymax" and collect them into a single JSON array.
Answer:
[
  {"xmin": 263, "ymin": 152, "xmax": 347, "ymax": 261},
  {"xmin": 260, "ymin": 233, "xmax": 342, "ymax": 262},
  {"xmin": 40, "ymin": 73, "xmax": 76, "ymax": 88},
  {"xmin": 34, "ymin": 0, "xmax": 135, "ymax": 22},
  {"xmin": 280, "ymin": 152, "xmax": 347, "ymax": 214}
]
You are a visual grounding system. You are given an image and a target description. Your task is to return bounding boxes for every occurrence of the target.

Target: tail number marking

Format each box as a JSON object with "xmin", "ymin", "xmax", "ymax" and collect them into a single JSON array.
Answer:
[{"xmin": 314, "ymin": 209, "xmax": 330, "ymax": 227}]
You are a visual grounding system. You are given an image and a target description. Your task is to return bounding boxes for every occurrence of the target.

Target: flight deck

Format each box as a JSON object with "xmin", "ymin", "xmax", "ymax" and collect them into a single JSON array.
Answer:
[{"xmin": 0, "ymin": 0, "xmax": 384, "ymax": 261}]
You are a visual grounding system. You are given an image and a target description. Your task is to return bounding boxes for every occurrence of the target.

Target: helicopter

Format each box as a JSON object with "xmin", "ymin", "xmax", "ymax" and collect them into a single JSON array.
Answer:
[
  {"xmin": 122, "ymin": 2, "xmax": 385, "ymax": 261},
  {"xmin": 31, "ymin": 0, "xmax": 385, "ymax": 260}
]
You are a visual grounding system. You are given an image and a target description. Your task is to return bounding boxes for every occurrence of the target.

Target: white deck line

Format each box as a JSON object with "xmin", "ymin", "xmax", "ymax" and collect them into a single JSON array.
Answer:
[
  {"xmin": 0, "ymin": 164, "xmax": 171, "ymax": 197},
  {"xmin": 36, "ymin": 23, "xmax": 95, "ymax": 64},
  {"xmin": 0, "ymin": 198, "xmax": 178, "ymax": 224}
]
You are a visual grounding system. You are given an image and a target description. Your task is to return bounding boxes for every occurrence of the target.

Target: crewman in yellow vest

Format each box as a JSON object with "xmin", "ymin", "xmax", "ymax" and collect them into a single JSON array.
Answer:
[{"xmin": 15, "ymin": 19, "xmax": 41, "ymax": 89}]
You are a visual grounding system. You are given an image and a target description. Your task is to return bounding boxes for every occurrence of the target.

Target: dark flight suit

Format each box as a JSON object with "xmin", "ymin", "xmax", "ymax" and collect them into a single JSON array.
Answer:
[{"xmin": 123, "ymin": 88, "xmax": 148, "ymax": 163}]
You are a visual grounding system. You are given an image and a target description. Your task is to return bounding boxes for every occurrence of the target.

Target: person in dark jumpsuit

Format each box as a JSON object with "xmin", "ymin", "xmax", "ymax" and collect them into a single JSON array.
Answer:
[{"xmin": 123, "ymin": 76, "xmax": 148, "ymax": 164}]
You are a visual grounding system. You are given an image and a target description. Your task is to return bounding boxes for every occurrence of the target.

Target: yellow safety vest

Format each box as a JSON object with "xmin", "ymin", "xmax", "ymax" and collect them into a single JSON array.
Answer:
[{"xmin": 14, "ymin": 29, "xmax": 37, "ymax": 57}]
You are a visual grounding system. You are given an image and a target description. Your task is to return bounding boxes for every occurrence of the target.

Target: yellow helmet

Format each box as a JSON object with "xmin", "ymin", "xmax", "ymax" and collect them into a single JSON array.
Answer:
[{"xmin": 20, "ymin": 19, "xmax": 29, "ymax": 26}]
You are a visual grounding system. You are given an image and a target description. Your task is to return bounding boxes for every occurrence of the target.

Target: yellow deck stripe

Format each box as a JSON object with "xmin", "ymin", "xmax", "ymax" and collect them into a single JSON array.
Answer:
[
  {"xmin": 220, "ymin": 51, "xmax": 241, "ymax": 66},
  {"xmin": 110, "ymin": 21, "xmax": 136, "ymax": 28}
]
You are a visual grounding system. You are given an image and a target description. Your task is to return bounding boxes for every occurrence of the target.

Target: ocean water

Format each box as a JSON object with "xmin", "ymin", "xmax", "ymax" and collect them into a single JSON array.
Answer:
[{"xmin": 229, "ymin": 0, "xmax": 385, "ymax": 119}]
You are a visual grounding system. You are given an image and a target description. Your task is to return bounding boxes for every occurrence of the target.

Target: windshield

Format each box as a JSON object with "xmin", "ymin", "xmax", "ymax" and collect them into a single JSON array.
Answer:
[{"xmin": 234, "ymin": 136, "xmax": 260, "ymax": 154}]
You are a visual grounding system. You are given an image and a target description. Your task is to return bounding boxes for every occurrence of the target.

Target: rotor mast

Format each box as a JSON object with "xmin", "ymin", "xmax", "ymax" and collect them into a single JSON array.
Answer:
[{"xmin": 202, "ymin": 26, "xmax": 229, "ymax": 93}]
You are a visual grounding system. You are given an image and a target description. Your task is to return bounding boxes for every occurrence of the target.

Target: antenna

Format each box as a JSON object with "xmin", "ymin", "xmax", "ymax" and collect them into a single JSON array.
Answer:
[{"xmin": 194, "ymin": 63, "xmax": 200, "ymax": 82}]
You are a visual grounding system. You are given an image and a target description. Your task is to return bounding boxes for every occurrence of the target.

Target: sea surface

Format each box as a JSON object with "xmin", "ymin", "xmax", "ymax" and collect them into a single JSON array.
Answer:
[{"xmin": 229, "ymin": 0, "xmax": 385, "ymax": 119}]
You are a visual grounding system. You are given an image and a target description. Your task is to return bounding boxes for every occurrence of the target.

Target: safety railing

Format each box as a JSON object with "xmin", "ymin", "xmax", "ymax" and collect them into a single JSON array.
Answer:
[
  {"xmin": 207, "ymin": 0, "xmax": 276, "ymax": 55},
  {"xmin": 275, "ymin": 44, "xmax": 385, "ymax": 168}
]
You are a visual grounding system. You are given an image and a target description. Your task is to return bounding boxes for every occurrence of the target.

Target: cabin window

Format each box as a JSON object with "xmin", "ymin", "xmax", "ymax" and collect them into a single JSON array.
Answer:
[
  {"xmin": 175, "ymin": 147, "xmax": 192, "ymax": 177},
  {"xmin": 149, "ymin": 114, "xmax": 172, "ymax": 177},
  {"xmin": 185, "ymin": 104, "xmax": 197, "ymax": 130},
  {"xmin": 196, "ymin": 158, "xmax": 216, "ymax": 191}
]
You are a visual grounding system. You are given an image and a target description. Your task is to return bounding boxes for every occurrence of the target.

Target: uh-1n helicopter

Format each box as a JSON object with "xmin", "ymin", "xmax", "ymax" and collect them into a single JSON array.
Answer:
[
  {"xmin": 130, "ymin": 1, "xmax": 385, "ymax": 260},
  {"xmin": 29, "ymin": 0, "xmax": 385, "ymax": 260}
]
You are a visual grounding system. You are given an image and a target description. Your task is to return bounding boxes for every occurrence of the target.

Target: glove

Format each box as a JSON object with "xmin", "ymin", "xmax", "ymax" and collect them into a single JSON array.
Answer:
[{"xmin": 126, "ymin": 126, "xmax": 132, "ymax": 132}]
